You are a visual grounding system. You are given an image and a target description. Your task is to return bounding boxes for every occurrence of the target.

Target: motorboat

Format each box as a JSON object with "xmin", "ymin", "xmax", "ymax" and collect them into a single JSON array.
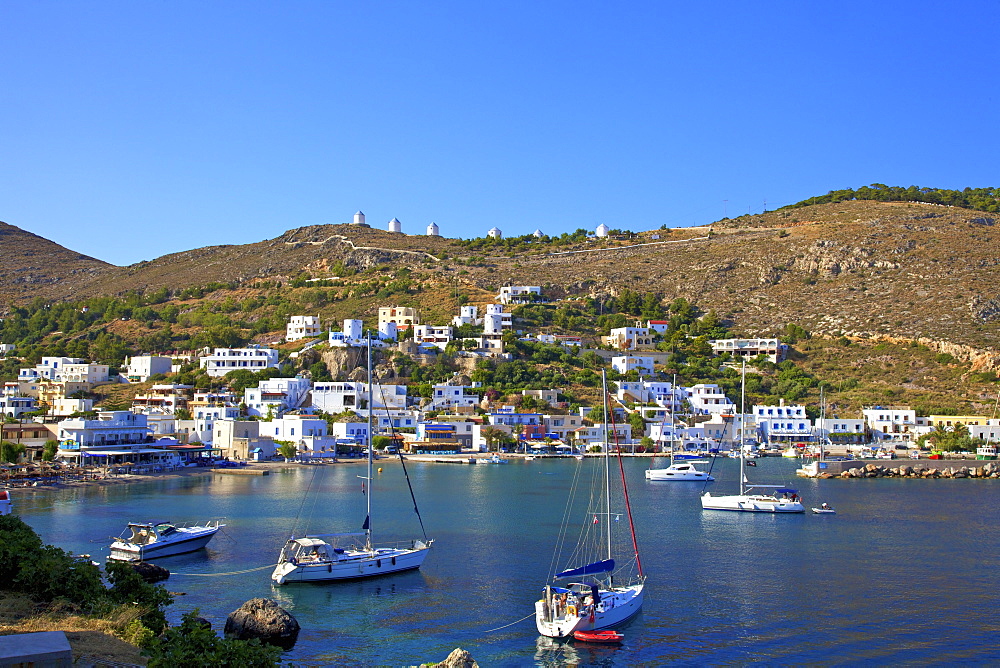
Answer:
[
  {"xmin": 109, "ymin": 520, "xmax": 224, "ymax": 561},
  {"xmin": 485, "ymin": 454, "xmax": 509, "ymax": 464},
  {"xmin": 535, "ymin": 371, "xmax": 645, "ymax": 638},
  {"xmin": 272, "ymin": 337, "xmax": 432, "ymax": 585},
  {"xmin": 0, "ymin": 489, "xmax": 11, "ymax": 515},
  {"xmin": 645, "ymin": 459, "xmax": 714, "ymax": 481}
]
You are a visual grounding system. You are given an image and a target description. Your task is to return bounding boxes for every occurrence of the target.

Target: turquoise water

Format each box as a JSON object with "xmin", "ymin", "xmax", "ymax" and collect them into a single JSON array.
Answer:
[{"xmin": 13, "ymin": 457, "xmax": 1000, "ymax": 666}]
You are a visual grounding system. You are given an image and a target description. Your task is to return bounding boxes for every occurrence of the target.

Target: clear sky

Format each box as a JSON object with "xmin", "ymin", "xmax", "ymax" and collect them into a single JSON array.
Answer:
[{"xmin": 2, "ymin": 2, "xmax": 997, "ymax": 266}]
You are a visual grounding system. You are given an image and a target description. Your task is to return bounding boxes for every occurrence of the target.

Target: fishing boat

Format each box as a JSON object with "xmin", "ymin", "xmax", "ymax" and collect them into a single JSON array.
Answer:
[
  {"xmin": 701, "ymin": 362, "xmax": 805, "ymax": 514},
  {"xmin": 108, "ymin": 520, "xmax": 224, "ymax": 561},
  {"xmin": 271, "ymin": 339, "xmax": 432, "ymax": 584},
  {"xmin": 0, "ymin": 489, "xmax": 11, "ymax": 515},
  {"xmin": 535, "ymin": 371, "xmax": 645, "ymax": 638}
]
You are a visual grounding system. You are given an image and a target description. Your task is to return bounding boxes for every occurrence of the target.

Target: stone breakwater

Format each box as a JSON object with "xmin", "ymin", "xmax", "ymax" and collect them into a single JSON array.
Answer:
[{"xmin": 837, "ymin": 462, "xmax": 1000, "ymax": 479}]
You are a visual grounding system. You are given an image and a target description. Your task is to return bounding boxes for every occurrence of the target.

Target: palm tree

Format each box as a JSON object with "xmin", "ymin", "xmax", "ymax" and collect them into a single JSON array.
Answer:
[{"xmin": 481, "ymin": 426, "xmax": 505, "ymax": 452}]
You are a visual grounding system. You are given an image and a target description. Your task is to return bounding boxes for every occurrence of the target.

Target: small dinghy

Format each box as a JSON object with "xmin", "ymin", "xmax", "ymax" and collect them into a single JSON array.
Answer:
[
  {"xmin": 811, "ymin": 504, "xmax": 836, "ymax": 514},
  {"xmin": 573, "ymin": 630, "xmax": 624, "ymax": 643}
]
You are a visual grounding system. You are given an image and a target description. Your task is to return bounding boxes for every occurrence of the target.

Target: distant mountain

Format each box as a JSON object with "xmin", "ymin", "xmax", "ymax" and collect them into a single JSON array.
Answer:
[
  {"xmin": 0, "ymin": 221, "xmax": 113, "ymax": 302},
  {"xmin": 2, "ymin": 199, "xmax": 999, "ymax": 355}
]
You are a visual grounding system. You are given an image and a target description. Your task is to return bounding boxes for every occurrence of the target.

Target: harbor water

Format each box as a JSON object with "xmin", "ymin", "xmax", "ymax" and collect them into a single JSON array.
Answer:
[{"xmin": 13, "ymin": 457, "xmax": 1000, "ymax": 666}]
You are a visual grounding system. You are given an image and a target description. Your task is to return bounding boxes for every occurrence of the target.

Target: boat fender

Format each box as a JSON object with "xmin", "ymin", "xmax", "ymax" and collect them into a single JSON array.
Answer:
[
  {"xmin": 566, "ymin": 605, "xmax": 577, "ymax": 616},
  {"xmin": 376, "ymin": 559, "xmax": 381, "ymax": 568},
  {"xmin": 328, "ymin": 564, "xmax": 332, "ymax": 573},
  {"xmin": 391, "ymin": 557, "xmax": 396, "ymax": 566}
]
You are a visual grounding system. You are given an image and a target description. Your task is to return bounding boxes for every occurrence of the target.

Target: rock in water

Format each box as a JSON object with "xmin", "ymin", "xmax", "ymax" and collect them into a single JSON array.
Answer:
[
  {"xmin": 224, "ymin": 598, "xmax": 300, "ymax": 649},
  {"xmin": 431, "ymin": 647, "xmax": 479, "ymax": 668},
  {"xmin": 132, "ymin": 561, "xmax": 170, "ymax": 583}
]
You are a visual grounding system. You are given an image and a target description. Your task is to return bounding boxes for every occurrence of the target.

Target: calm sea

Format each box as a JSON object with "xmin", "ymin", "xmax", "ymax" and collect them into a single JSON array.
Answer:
[{"xmin": 13, "ymin": 457, "xmax": 1000, "ymax": 666}]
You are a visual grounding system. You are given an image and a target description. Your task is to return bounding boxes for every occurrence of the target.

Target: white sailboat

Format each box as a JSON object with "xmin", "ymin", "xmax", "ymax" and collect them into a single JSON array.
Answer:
[
  {"xmin": 535, "ymin": 371, "xmax": 645, "ymax": 638},
  {"xmin": 701, "ymin": 362, "xmax": 805, "ymax": 514},
  {"xmin": 272, "ymin": 340, "xmax": 433, "ymax": 584}
]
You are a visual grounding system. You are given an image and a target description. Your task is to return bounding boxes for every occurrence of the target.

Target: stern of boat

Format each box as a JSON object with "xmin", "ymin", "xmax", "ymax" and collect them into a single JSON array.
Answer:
[{"xmin": 535, "ymin": 599, "xmax": 584, "ymax": 638}]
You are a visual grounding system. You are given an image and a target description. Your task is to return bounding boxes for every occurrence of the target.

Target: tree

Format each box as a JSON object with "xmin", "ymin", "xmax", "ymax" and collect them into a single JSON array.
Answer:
[
  {"xmin": 1, "ymin": 441, "xmax": 26, "ymax": 463},
  {"xmin": 174, "ymin": 408, "xmax": 192, "ymax": 421},
  {"xmin": 481, "ymin": 426, "xmax": 505, "ymax": 452},
  {"xmin": 275, "ymin": 440, "xmax": 297, "ymax": 461},
  {"xmin": 629, "ymin": 411, "xmax": 647, "ymax": 439},
  {"xmin": 42, "ymin": 440, "xmax": 59, "ymax": 461}
]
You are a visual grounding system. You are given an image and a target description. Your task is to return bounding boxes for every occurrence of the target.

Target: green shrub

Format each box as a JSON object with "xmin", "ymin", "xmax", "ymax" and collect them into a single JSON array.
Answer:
[{"xmin": 142, "ymin": 610, "xmax": 281, "ymax": 667}]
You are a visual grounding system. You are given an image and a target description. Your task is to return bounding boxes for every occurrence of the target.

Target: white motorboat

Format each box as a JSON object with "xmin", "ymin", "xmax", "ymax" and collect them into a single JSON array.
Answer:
[
  {"xmin": 485, "ymin": 454, "xmax": 509, "ymax": 464},
  {"xmin": 0, "ymin": 489, "xmax": 12, "ymax": 515},
  {"xmin": 701, "ymin": 362, "xmax": 805, "ymax": 514},
  {"xmin": 812, "ymin": 504, "xmax": 836, "ymax": 514},
  {"xmin": 109, "ymin": 520, "xmax": 224, "ymax": 561},
  {"xmin": 272, "ymin": 337, "xmax": 432, "ymax": 585},
  {"xmin": 535, "ymin": 371, "xmax": 645, "ymax": 638},
  {"xmin": 645, "ymin": 458, "xmax": 714, "ymax": 481}
]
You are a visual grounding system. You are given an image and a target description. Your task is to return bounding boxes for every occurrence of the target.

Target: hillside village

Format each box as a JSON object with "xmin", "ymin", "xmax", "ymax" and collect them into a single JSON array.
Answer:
[{"xmin": 3, "ymin": 275, "xmax": 999, "ymax": 470}]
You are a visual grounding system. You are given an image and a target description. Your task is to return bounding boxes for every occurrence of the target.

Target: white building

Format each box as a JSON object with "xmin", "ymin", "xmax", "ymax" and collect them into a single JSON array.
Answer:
[
  {"xmin": 413, "ymin": 324, "xmax": 453, "ymax": 350},
  {"xmin": 611, "ymin": 355, "xmax": 654, "ymax": 375},
  {"xmin": 327, "ymin": 421, "xmax": 371, "ymax": 445},
  {"xmin": 388, "ymin": 217, "xmax": 402, "ymax": 233},
  {"xmin": 19, "ymin": 357, "xmax": 109, "ymax": 384},
  {"xmin": 286, "ymin": 315, "xmax": 321, "ymax": 342},
  {"xmin": 813, "ymin": 418, "xmax": 867, "ymax": 444},
  {"xmin": 497, "ymin": 286, "xmax": 542, "ymax": 305},
  {"xmin": 483, "ymin": 304, "xmax": 512, "ymax": 333},
  {"xmin": 595, "ymin": 224, "xmax": 610, "ymax": 237},
  {"xmin": 646, "ymin": 320, "xmax": 670, "ymax": 334},
  {"xmin": 753, "ymin": 402, "xmax": 812, "ymax": 443},
  {"xmin": 200, "ymin": 347, "xmax": 280, "ymax": 378},
  {"xmin": 131, "ymin": 384, "xmax": 191, "ymax": 414},
  {"xmin": 0, "ymin": 343, "xmax": 15, "ymax": 356},
  {"xmin": 57, "ymin": 410, "xmax": 150, "ymax": 449},
  {"xmin": 606, "ymin": 327, "xmax": 654, "ymax": 351},
  {"xmin": 452, "ymin": 305, "xmax": 480, "ymax": 328},
  {"xmin": 429, "ymin": 383, "xmax": 479, "ymax": 410},
  {"xmin": 48, "ymin": 397, "xmax": 93, "ymax": 418},
  {"xmin": 709, "ymin": 338, "xmax": 788, "ymax": 364},
  {"xmin": 862, "ymin": 406, "xmax": 918, "ymax": 442},
  {"xmin": 329, "ymin": 319, "xmax": 366, "ymax": 347},
  {"xmin": 487, "ymin": 227, "xmax": 502, "ymax": 239},
  {"xmin": 243, "ymin": 377, "xmax": 312, "ymax": 417},
  {"xmin": 353, "ymin": 210, "xmax": 366, "ymax": 226},
  {"xmin": 267, "ymin": 415, "xmax": 338, "ymax": 457},
  {"xmin": 311, "ymin": 382, "xmax": 409, "ymax": 414},
  {"xmin": 427, "ymin": 222, "xmax": 440, "ymax": 236},
  {"xmin": 0, "ymin": 392, "xmax": 35, "ymax": 418},
  {"xmin": 687, "ymin": 384, "xmax": 736, "ymax": 415},
  {"xmin": 126, "ymin": 356, "xmax": 173, "ymax": 383}
]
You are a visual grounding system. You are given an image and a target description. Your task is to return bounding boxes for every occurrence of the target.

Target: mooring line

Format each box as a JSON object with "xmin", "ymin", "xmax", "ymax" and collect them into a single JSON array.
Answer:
[
  {"xmin": 482, "ymin": 612, "xmax": 535, "ymax": 634},
  {"xmin": 169, "ymin": 564, "xmax": 276, "ymax": 577}
]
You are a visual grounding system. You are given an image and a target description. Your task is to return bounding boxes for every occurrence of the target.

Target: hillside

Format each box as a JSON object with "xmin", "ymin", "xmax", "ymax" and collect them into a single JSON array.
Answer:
[
  {"xmin": 0, "ymin": 221, "xmax": 113, "ymax": 301},
  {"xmin": 2, "ymin": 199, "xmax": 999, "ymax": 358}
]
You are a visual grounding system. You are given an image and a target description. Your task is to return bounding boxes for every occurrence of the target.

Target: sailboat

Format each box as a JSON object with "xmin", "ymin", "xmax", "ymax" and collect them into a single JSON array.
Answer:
[
  {"xmin": 700, "ymin": 362, "xmax": 805, "ymax": 513},
  {"xmin": 535, "ymin": 371, "xmax": 645, "ymax": 638},
  {"xmin": 271, "ymin": 339, "xmax": 433, "ymax": 584},
  {"xmin": 645, "ymin": 397, "xmax": 713, "ymax": 481}
]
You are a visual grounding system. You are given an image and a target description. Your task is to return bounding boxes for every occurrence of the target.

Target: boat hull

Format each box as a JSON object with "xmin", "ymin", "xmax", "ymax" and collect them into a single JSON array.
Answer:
[
  {"xmin": 109, "ymin": 527, "xmax": 221, "ymax": 561},
  {"xmin": 271, "ymin": 544, "xmax": 430, "ymax": 584},
  {"xmin": 645, "ymin": 468, "xmax": 713, "ymax": 481},
  {"xmin": 535, "ymin": 584, "xmax": 644, "ymax": 638},
  {"xmin": 701, "ymin": 492, "xmax": 805, "ymax": 513}
]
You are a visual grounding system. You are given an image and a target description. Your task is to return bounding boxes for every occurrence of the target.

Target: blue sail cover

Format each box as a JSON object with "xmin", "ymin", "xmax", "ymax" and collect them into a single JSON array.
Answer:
[{"xmin": 555, "ymin": 558, "xmax": 615, "ymax": 579}]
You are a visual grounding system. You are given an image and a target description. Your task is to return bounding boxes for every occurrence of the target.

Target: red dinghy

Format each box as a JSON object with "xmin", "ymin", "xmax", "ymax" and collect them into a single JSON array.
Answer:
[{"xmin": 573, "ymin": 630, "xmax": 624, "ymax": 644}]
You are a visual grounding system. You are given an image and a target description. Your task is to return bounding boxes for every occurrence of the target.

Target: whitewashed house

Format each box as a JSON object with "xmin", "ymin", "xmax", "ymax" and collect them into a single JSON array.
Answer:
[
  {"xmin": 311, "ymin": 382, "xmax": 408, "ymax": 414},
  {"xmin": 452, "ymin": 305, "xmax": 480, "ymax": 328},
  {"xmin": 286, "ymin": 315, "xmax": 321, "ymax": 342},
  {"xmin": 19, "ymin": 357, "xmax": 109, "ymax": 384},
  {"xmin": 606, "ymin": 327, "xmax": 654, "ymax": 351},
  {"xmin": 753, "ymin": 402, "xmax": 812, "ymax": 444},
  {"xmin": 329, "ymin": 319, "xmax": 366, "ymax": 347},
  {"xmin": 413, "ymin": 324, "xmax": 453, "ymax": 350},
  {"xmin": 243, "ymin": 377, "xmax": 311, "ymax": 417},
  {"xmin": 611, "ymin": 355, "xmax": 654, "ymax": 375},
  {"xmin": 200, "ymin": 347, "xmax": 280, "ymax": 378},
  {"xmin": 687, "ymin": 384, "xmax": 736, "ymax": 415},
  {"xmin": 497, "ymin": 286, "xmax": 542, "ymax": 305},
  {"xmin": 862, "ymin": 406, "xmax": 918, "ymax": 442},
  {"xmin": 125, "ymin": 356, "xmax": 173, "ymax": 383},
  {"xmin": 709, "ymin": 338, "xmax": 788, "ymax": 363},
  {"xmin": 429, "ymin": 383, "xmax": 479, "ymax": 410}
]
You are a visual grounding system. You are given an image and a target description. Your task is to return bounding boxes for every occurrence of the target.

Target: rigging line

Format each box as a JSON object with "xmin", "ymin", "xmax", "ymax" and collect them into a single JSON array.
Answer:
[
  {"xmin": 548, "ymin": 450, "xmax": 584, "ymax": 579},
  {"xmin": 607, "ymin": 379, "xmax": 643, "ymax": 579},
  {"xmin": 376, "ymin": 373, "xmax": 428, "ymax": 542},
  {"xmin": 169, "ymin": 564, "xmax": 276, "ymax": 577},
  {"xmin": 288, "ymin": 456, "xmax": 322, "ymax": 539},
  {"xmin": 481, "ymin": 612, "xmax": 536, "ymax": 634}
]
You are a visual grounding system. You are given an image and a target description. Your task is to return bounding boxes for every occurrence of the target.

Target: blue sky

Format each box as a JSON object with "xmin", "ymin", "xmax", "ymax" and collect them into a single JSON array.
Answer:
[{"xmin": 2, "ymin": 2, "xmax": 997, "ymax": 266}]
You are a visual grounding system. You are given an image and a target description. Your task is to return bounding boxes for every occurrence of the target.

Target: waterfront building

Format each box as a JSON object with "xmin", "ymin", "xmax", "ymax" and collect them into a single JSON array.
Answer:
[
  {"xmin": 753, "ymin": 402, "xmax": 812, "ymax": 444},
  {"xmin": 862, "ymin": 406, "xmax": 918, "ymax": 442},
  {"xmin": 311, "ymin": 381, "xmax": 408, "ymax": 414},
  {"xmin": 200, "ymin": 347, "xmax": 279, "ymax": 378},
  {"xmin": 813, "ymin": 418, "xmax": 867, "ymax": 444}
]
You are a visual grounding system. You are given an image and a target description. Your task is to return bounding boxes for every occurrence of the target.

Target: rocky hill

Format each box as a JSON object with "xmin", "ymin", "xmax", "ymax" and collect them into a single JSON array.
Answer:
[{"xmin": 2, "ymin": 200, "xmax": 999, "ymax": 359}]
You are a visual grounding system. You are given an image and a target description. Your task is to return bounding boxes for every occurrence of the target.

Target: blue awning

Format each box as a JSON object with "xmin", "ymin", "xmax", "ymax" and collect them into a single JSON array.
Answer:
[
  {"xmin": 555, "ymin": 558, "xmax": 615, "ymax": 579},
  {"xmin": 775, "ymin": 488, "xmax": 798, "ymax": 493}
]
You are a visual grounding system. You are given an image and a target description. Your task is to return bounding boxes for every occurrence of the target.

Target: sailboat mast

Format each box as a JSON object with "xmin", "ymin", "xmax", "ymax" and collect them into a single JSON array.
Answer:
[
  {"xmin": 739, "ymin": 360, "xmax": 746, "ymax": 496},
  {"xmin": 602, "ymin": 370, "xmax": 612, "ymax": 562},
  {"xmin": 366, "ymin": 334, "xmax": 373, "ymax": 545}
]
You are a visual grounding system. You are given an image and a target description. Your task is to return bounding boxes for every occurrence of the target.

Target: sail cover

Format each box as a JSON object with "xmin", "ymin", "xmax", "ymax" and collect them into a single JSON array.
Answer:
[{"xmin": 555, "ymin": 559, "xmax": 615, "ymax": 579}]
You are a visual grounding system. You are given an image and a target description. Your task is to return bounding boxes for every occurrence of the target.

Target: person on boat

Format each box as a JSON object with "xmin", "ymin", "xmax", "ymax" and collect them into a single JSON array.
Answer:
[{"xmin": 821, "ymin": 502, "xmax": 830, "ymax": 509}]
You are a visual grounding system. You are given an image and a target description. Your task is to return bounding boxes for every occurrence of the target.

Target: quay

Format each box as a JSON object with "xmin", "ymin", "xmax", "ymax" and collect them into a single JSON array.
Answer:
[
  {"xmin": 798, "ymin": 458, "xmax": 1000, "ymax": 479},
  {"xmin": 210, "ymin": 468, "xmax": 270, "ymax": 475}
]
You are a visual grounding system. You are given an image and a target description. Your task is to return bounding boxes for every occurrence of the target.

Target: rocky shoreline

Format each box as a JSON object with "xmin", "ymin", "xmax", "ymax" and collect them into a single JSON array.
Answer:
[{"xmin": 833, "ymin": 462, "xmax": 1000, "ymax": 479}]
